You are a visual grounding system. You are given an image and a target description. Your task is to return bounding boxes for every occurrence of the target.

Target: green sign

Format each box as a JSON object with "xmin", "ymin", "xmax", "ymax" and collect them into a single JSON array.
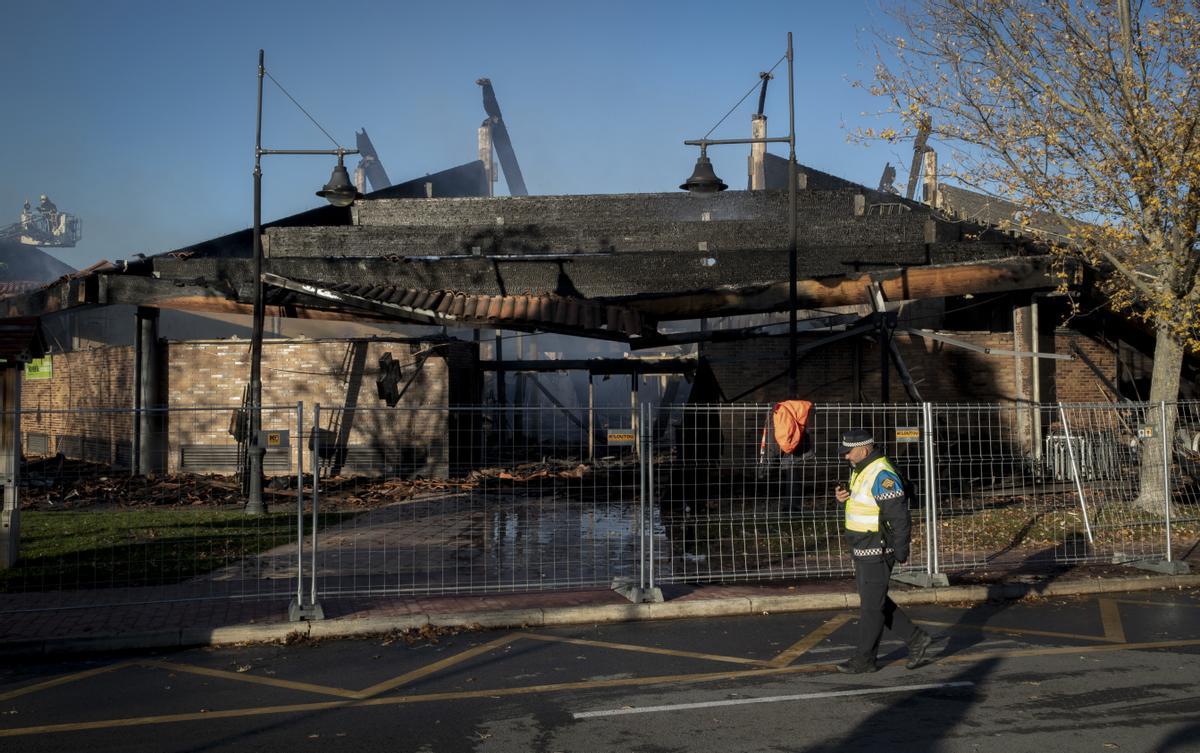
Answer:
[{"xmin": 25, "ymin": 357, "xmax": 52, "ymax": 380}]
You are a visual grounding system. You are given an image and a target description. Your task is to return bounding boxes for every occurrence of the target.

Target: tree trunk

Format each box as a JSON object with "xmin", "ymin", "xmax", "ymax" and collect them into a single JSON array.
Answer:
[{"xmin": 1134, "ymin": 327, "xmax": 1185, "ymax": 514}]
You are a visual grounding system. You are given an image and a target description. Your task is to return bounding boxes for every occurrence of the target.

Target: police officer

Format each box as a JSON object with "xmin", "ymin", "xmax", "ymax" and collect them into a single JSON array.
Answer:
[{"xmin": 833, "ymin": 429, "xmax": 933, "ymax": 673}]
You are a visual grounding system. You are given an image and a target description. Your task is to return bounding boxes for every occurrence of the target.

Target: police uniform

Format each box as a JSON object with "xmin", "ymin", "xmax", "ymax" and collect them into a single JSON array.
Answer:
[{"xmin": 837, "ymin": 429, "xmax": 933, "ymax": 673}]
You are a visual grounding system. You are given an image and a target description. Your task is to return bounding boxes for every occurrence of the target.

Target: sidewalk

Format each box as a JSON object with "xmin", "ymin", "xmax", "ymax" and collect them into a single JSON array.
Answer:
[{"xmin": 3, "ymin": 559, "xmax": 1198, "ymax": 658}]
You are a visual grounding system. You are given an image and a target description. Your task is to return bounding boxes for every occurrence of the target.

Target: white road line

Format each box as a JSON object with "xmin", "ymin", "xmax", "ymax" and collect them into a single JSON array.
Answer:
[{"xmin": 572, "ymin": 681, "xmax": 975, "ymax": 719}]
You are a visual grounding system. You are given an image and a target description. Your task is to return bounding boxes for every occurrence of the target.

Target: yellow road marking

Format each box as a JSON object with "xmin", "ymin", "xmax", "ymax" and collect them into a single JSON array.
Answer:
[
  {"xmin": 0, "ymin": 662, "xmax": 835, "ymax": 738},
  {"xmin": 139, "ymin": 660, "xmax": 360, "ymax": 699},
  {"xmin": 914, "ymin": 619, "xmax": 1118, "ymax": 643},
  {"xmin": 939, "ymin": 637, "xmax": 1200, "ymax": 663},
  {"xmin": 353, "ymin": 633, "xmax": 519, "ymax": 698},
  {"xmin": 1115, "ymin": 598, "xmax": 1200, "ymax": 609},
  {"xmin": 768, "ymin": 614, "xmax": 854, "ymax": 667},
  {"xmin": 522, "ymin": 632, "xmax": 770, "ymax": 666},
  {"xmin": 0, "ymin": 662, "xmax": 132, "ymax": 703},
  {"xmin": 1098, "ymin": 599, "xmax": 1126, "ymax": 643},
  {"xmin": 5, "ymin": 636, "xmax": 1200, "ymax": 738}
]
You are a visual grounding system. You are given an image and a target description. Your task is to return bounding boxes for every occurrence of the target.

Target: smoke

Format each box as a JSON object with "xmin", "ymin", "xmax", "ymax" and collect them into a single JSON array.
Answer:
[{"xmin": 0, "ymin": 241, "xmax": 78, "ymax": 284}]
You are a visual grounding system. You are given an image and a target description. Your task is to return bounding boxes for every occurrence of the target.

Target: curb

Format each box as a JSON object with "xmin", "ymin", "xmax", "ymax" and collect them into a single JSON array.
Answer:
[{"xmin": 6, "ymin": 573, "xmax": 1199, "ymax": 658}]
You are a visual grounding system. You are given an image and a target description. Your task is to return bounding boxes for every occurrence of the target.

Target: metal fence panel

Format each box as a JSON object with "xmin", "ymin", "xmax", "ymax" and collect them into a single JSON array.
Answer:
[
  {"xmin": 2, "ymin": 405, "xmax": 303, "ymax": 611},
  {"xmin": 5, "ymin": 399, "xmax": 1196, "ymax": 613},
  {"xmin": 1167, "ymin": 400, "xmax": 1200, "ymax": 562},
  {"xmin": 646, "ymin": 403, "xmax": 931, "ymax": 584},
  {"xmin": 307, "ymin": 405, "xmax": 642, "ymax": 597},
  {"xmin": 930, "ymin": 402, "xmax": 1173, "ymax": 570}
]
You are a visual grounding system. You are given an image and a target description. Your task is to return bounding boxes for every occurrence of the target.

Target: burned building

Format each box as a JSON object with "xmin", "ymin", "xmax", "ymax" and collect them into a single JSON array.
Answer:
[{"xmin": 1, "ymin": 157, "xmax": 1195, "ymax": 479}]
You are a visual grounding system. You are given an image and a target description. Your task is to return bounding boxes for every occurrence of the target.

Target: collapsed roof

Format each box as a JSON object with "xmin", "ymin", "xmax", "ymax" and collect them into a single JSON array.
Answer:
[{"xmin": 0, "ymin": 163, "xmax": 1060, "ymax": 343}]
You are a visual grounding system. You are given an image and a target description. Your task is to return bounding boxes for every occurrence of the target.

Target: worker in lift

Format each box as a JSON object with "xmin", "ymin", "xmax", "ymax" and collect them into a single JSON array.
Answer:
[{"xmin": 38, "ymin": 194, "xmax": 58, "ymax": 218}]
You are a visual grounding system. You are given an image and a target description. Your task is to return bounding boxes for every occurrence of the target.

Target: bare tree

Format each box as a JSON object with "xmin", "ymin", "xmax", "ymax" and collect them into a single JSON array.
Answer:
[{"xmin": 863, "ymin": 0, "xmax": 1200, "ymax": 512}]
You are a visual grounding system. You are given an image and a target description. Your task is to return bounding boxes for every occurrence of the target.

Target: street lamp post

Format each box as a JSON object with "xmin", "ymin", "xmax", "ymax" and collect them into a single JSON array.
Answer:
[
  {"xmin": 681, "ymin": 32, "xmax": 799, "ymax": 398},
  {"xmin": 246, "ymin": 49, "xmax": 361, "ymax": 514}
]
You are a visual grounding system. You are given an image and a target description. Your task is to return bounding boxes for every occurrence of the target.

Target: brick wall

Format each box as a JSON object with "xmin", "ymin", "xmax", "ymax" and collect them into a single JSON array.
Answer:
[
  {"xmin": 18, "ymin": 338, "xmax": 480, "ymax": 478},
  {"xmin": 702, "ymin": 330, "xmax": 1028, "ymax": 406},
  {"xmin": 701, "ymin": 332, "xmax": 1023, "ymax": 464},
  {"xmin": 20, "ymin": 346, "xmax": 135, "ymax": 464},
  {"xmin": 165, "ymin": 338, "xmax": 479, "ymax": 477},
  {"xmin": 1049, "ymin": 329, "xmax": 1119, "ymax": 404}
]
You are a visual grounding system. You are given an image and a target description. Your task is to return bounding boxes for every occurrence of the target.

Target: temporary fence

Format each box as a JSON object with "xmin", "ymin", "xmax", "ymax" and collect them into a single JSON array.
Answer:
[
  {"xmin": 2, "ymin": 405, "xmax": 305, "ymax": 610},
  {"xmin": 1, "ymin": 400, "xmax": 1196, "ymax": 613}
]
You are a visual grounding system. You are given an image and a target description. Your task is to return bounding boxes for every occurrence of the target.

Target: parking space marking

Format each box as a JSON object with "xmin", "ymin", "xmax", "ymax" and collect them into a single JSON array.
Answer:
[
  {"xmin": 914, "ymin": 619, "xmax": 1118, "ymax": 643},
  {"xmin": 941, "ymin": 636, "xmax": 1200, "ymax": 663},
  {"xmin": 1115, "ymin": 598, "xmax": 1200, "ymax": 609},
  {"xmin": 768, "ymin": 614, "xmax": 854, "ymax": 667},
  {"xmin": 353, "ymin": 633, "xmax": 520, "ymax": 698},
  {"xmin": 4, "ymin": 593, "xmax": 1199, "ymax": 739},
  {"xmin": 522, "ymin": 632, "xmax": 771, "ymax": 666},
  {"xmin": 6, "ymin": 637, "xmax": 1200, "ymax": 738},
  {"xmin": 139, "ymin": 660, "xmax": 360, "ymax": 699},
  {"xmin": 571, "ymin": 681, "xmax": 976, "ymax": 718},
  {"xmin": 0, "ymin": 662, "xmax": 132, "ymax": 702}
]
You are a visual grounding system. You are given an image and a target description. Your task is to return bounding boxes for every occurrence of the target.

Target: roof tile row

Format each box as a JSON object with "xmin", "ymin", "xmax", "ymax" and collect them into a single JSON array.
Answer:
[{"xmin": 321, "ymin": 282, "xmax": 643, "ymax": 336}]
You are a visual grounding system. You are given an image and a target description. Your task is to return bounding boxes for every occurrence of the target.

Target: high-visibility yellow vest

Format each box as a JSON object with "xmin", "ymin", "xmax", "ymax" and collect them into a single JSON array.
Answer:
[{"xmin": 844, "ymin": 456, "xmax": 899, "ymax": 533}]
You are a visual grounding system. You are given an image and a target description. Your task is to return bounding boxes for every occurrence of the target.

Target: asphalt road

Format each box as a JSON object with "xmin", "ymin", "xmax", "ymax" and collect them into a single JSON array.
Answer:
[{"xmin": 3, "ymin": 588, "xmax": 1200, "ymax": 752}]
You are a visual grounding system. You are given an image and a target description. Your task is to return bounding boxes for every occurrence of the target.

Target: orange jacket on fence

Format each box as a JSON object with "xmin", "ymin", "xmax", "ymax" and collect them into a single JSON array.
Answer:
[{"xmin": 757, "ymin": 399, "xmax": 814, "ymax": 460}]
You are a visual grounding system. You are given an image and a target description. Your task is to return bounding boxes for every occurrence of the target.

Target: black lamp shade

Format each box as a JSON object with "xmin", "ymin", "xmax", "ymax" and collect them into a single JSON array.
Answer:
[
  {"xmin": 316, "ymin": 163, "xmax": 363, "ymax": 207},
  {"xmin": 680, "ymin": 153, "xmax": 728, "ymax": 193}
]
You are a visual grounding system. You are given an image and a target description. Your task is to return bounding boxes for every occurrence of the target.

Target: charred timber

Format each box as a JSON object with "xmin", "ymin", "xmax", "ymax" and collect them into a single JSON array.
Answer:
[{"xmin": 620, "ymin": 256, "xmax": 1059, "ymax": 320}]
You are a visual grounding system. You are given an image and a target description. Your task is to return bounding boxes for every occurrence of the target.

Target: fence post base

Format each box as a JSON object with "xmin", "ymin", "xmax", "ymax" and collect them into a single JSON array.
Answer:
[
  {"xmin": 1119, "ymin": 558, "xmax": 1190, "ymax": 576},
  {"xmin": 613, "ymin": 582, "xmax": 664, "ymax": 604},
  {"xmin": 891, "ymin": 572, "xmax": 949, "ymax": 588},
  {"xmin": 288, "ymin": 598, "xmax": 325, "ymax": 622}
]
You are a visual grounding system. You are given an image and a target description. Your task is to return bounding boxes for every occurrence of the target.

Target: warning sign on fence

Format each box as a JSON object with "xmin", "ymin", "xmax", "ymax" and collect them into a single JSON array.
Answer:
[
  {"xmin": 894, "ymin": 427, "xmax": 920, "ymax": 443},
  {"xmin": 260, "ymin": 430, "xmax": 290, "ymax": 448},
  {"xmin": 607, "ymin": 430, "xmax": 635, "ymax": 446}
]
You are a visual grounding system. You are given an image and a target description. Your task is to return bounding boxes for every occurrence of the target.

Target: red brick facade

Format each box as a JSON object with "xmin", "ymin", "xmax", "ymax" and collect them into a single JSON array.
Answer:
[{"xmin": 20, "ymin": 338, "xmax": 480, "ymax": 477}]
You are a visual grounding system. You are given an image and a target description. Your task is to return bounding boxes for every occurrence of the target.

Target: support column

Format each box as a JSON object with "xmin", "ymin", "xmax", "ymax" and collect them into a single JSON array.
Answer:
[
  {"xmin": 478, "ymin": 122, "xmax": 496, "ymax": 197},
  {"xmin": 1013, "ymin": 300, "xmax": 1033, "ymax": 458},
  {"xmin": 0, "ymin": 366, "xmax": 22, "ymax": 569},
  {"xmin": 922, "ymin": 148, "xmax": 938, "ymax": 207},
  {"xmin": 748, "ymin": 114, "xmax": 767, "ymax": 190},
  {"xmin": 134, "ymin": 306, "xmax": 164, "ymax": 476}
]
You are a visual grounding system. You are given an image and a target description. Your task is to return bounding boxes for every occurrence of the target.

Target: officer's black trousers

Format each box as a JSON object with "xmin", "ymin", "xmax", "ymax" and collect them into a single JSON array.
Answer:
[{"xmin": 853, "ymin": 558, "xmax": 920, "ymax": 661}]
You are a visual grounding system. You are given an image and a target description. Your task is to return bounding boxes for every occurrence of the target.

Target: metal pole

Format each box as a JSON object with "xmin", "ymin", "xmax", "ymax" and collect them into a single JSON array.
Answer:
[
  {"xmin": 295, "ymin": 401, "xmax": 304, "ymax": 607},
  {"xmin": 246, "ymin": 49, "xmax": 267, "ymax": 515},
  {"xmin": 922, "ymin": 402, "xmax": 936, "ymax": 576},
  {"xmin": 1057, "ymin": 403, "xmax": 1094, "ymax": 544},
  {"xmin": 647, "ymin": 411, "xmax": 655, "ymax": 593},
  {"xmin": 1160, "ymin": 401, "xmax": 1173, "ymax": 562},
  {"xmin": 631, "ymin": 374, "xmax": 639, "ymax": 460},
  {"xmin": 786, "ymin": 31, "xmax": 798, "ymax": 398},
  {"xmin": 638, "ymin": 403, "xmax": 646, "ymax": 592},
  {"xmin": 311, "ymin": 403, "xmax": 321, "ymax": 605}
]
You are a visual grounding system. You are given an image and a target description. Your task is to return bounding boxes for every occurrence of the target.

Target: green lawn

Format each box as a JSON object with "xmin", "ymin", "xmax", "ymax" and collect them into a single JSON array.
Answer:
[{"xmin": 1, "ymin": 508, "xmax": 354, "ymax": 592}]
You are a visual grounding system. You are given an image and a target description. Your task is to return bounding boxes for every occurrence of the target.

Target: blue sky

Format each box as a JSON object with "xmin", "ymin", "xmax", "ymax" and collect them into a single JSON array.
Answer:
[{"xmin": 2, "ymin": 0, "xmax": 910, "ymax": 270}]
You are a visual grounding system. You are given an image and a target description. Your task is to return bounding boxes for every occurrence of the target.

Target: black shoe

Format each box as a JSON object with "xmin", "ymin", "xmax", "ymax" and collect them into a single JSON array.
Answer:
[
  {"xmin": 835, "ymin": 658, "xmax": 878, "ymax": 674},
  {"xmin": 906, "ymin": 631, "xmax": 934, "ymax": 669}
]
